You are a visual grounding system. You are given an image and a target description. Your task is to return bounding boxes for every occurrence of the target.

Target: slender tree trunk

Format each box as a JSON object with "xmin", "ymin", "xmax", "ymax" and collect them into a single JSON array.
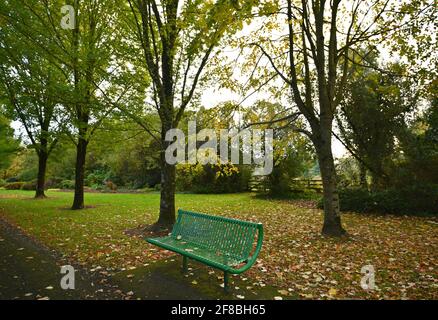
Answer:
[
  {"xmin": 315, "ymin": 127, "xmax": 346, "ymax": 237},
  {"xmin": 153, "ymin": 121, "xmax": 176, "ymax": 230},
  {"xmin": 72, "ymin": 136, "xmax": 88, "ymax": 210},
  {"xmin": 35, "ymin": 149, "xmax": 48, "ymax": 199},
  {"xmin": 157, "ymin": 159, "xmax": 176, "ymax": 229},
  {"xmin": 359, "ymin": 162, "xmax": 367, "ymax": 190},
  {"xmin": 370, "ymin": 172, "xmax": 380, "ymax": 192},
  {"xmin": 370, "ymin": 164, "xmax": 386, "ymax": 192}
]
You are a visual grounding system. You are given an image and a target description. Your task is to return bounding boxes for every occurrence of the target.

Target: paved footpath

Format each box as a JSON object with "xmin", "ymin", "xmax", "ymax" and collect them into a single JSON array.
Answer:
[
  {"xmin": 0, "ymin": 219, "xmax": 206, "ymax": 300},
  {"xmin": 0, "ymin": 218, "xmax": 277, "ymax": 300},
  {"xmin": 0, "ymin": 219, "xmax": 126, "ymax": 300}
]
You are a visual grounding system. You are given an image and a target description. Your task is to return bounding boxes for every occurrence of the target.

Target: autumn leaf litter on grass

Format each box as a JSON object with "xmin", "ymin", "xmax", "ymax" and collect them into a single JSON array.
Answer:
[{"xmin": 0, "ymin": 191, "xmax": 437, "ymax": 300}]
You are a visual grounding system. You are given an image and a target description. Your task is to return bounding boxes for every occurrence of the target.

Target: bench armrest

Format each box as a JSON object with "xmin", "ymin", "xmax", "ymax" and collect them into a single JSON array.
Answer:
[{"xmin": 228, "ymin": 223, "xmax": 264, "ymax": 274}]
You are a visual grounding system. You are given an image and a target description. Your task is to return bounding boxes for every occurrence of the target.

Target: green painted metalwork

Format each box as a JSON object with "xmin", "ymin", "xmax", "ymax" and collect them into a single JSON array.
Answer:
[{"xmin": 146, "ymin": 209, "xmax": 264, "ymax": 290}]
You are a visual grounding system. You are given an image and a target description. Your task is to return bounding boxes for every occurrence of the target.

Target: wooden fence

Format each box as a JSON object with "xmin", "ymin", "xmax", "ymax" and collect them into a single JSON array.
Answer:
[{"xmin": 248, "ymin": 178, "xmax": 323, "ymax": 193}]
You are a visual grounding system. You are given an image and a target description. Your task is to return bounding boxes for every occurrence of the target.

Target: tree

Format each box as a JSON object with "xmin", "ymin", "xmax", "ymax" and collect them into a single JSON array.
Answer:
[
  {"xmin": 242, "ymin": 100, "xmax": 314, "ymax": 197},
  {"xmin": 85, "ymin": 117, "xmax": 161, "ymax": 189},
  {"xmin": 239, "ymin": 0, "xmax": 433, "ymax": 236},
  {"xmin": 1, "ymin": 0, "xmax": 132, "ymax": 207},
  {"xmin": 0, "ymin": 112, "xmax": 20, "ymax": 177},
  {"xmin": 395, "ymin": 88, "xmax": 438, "ymax": 186},
  {"xmin": 337, "ymin": 62, "xmax": 417, "ymax": 191},
  {"xmin": 0, "ymin": 29, "xmax": 65, "ymax": 198},
  {"xmin": 125, "ymin": 0, "xmax": 256, "ymax": 229}
]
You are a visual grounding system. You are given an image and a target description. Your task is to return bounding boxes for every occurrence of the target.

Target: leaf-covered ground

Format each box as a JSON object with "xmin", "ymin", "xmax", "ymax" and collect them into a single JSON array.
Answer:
[{"xmin": 0, "ymin": 190, "xmax": 436, "ymax": 299}]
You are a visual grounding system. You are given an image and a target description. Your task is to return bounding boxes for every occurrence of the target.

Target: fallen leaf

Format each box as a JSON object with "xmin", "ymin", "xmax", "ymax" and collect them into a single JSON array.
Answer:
[
  {"xmin": 278, "ymin": 289, "xmax": 289, "ymax": 295},
  {"xmin": 328, "ymin": 288, "xmax": 337, "ymax": 296}
]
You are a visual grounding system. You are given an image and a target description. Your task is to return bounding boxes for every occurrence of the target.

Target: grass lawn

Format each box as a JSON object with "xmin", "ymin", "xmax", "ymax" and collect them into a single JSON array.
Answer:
[{"xmin": 0, "ymin": 189, "xmax": 437, "ymax": 299}]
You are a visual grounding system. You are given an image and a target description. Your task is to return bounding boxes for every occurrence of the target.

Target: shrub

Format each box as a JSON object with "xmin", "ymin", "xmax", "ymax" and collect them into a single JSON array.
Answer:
[
  {"xmin": 318, "ymin": 188, "xmax": 373, "ymax": 213},
  {"xmin": 176, "ymin": 163, "xmax": 250, "ymax": 194},
  {"xmin": 86, "ymin": 170, "xmax": 109, "ymax": 187},
  {"xmin": 372, "ymin": 184, "xmax": 438, "ymax": 215},
  {"xmin": 45, "ymin": 177, "xmax": 63, "ymax": 189},
  {"xmin": 18, "ymin": 169, "xmax": 37, "ymax": 183},
  {"xmin": 264, "ymin": 171, "xmax": 292, "ymax": 197},
  {"xmin": 318, "ymin": 184, "xmax": 438, "ymax": 215},
  {"xmin": 21, "ymin": 181, "xmax": 36, "ymax": 191},
  {"xmin": 4, "ymin": 182, "xmax": 25, "ymax": 190},
  {"xmin": 105, "ymin": 180, "xmax": 117, "ymax": 191},
  {"xmin": 91, "ymin": 184, "xmax": 103, "ymax": 191},
  {"xmin": 0, "ymin": 179, "xmax": 6, "ymax": 188},
  {"xmin": 60, "ymin": 180, "xmax": 75, "ymax": 189}
]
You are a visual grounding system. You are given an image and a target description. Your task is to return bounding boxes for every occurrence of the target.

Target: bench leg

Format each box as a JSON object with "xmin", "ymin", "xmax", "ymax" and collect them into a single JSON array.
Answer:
[
  {"xmin": 182, "ymin": 256, "xmax": 188, "ymax": 273},
  {"xmin": 224, "ymin": 271, "xmax": 229, "ymax": 293}
]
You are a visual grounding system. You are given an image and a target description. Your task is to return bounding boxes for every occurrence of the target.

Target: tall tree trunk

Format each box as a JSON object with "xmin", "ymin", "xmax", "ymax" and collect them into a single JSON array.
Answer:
[
  {"xmin": 370, "ymin": 165, "xmax": 386, "ymax": 192},
  {"xmin": 35, "ymin": 149, "xmax": 48, "ymax": 199},
  {"xmin": 157, "ymin": 159, "xmax": 176, "ymax": 229},
  {"xmin": 72, "ymin": 136, "xmax": 88, "ymax": 210},
  {"xmin": 315, "ymin": 128, "xmax": 346, "ymax": 237},
  {"xmin": 370, "ymin": 172, "xmax": 380, "ymax": 192},
  {"xmin": 153, "ymin": 122, "xmax": 176, "ymax": 230},
  {"xmin": 359, "ymin": 162, "xmax": 367, "ymax": 190}
]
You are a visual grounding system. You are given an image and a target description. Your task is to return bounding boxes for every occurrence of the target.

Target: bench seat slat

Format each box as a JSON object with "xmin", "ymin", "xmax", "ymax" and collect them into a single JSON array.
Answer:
[
  {"xmin": 147, "ymin": 236, "xmax": 244, "ymax": 270},
  {"xmin": 171, "ymin": 210, "xmax": 259, "ymax": 262}
]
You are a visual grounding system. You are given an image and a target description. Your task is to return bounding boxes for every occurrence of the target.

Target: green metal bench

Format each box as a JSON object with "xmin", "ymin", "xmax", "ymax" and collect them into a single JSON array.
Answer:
[{"xmin": 146, "ymin": 209, "xmax": 264, "ymax": 292}]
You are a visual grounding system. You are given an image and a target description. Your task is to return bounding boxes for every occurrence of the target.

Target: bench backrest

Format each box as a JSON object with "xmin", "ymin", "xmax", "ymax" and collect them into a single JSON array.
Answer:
[{"xmin": 171, "ymin": 209, "xmax": 262, "ymax": 262}]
